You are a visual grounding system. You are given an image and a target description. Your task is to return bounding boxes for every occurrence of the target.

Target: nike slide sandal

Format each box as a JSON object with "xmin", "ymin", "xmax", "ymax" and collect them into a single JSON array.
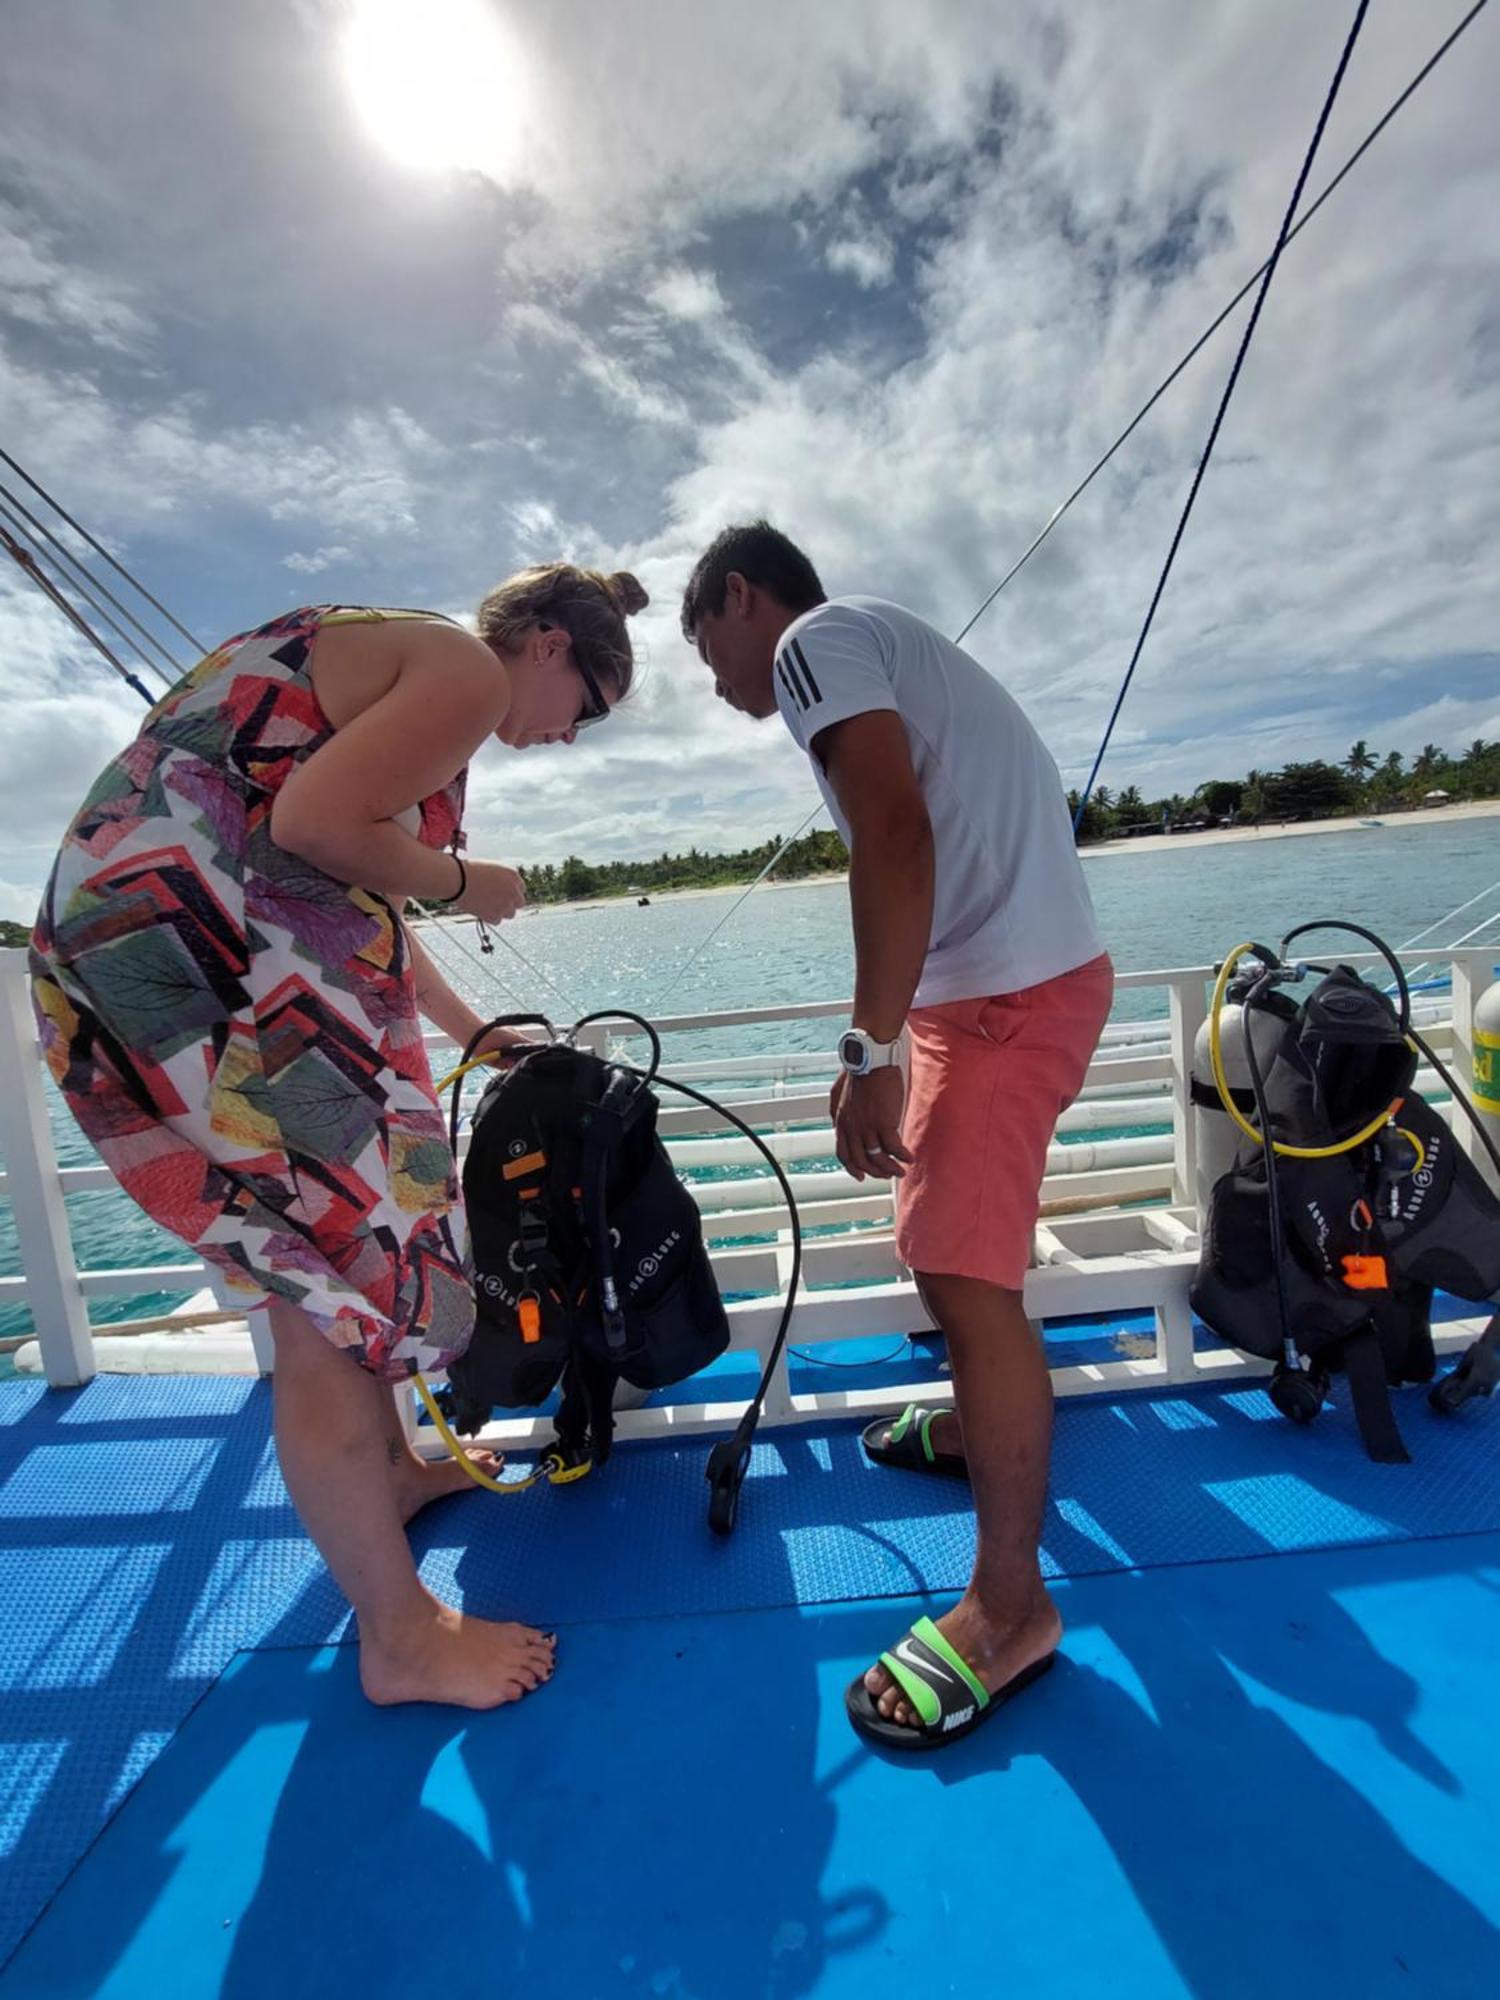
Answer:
[{"xmin": 845, "ymin": 1615, "xmax": 1056, "ymax": 1751}]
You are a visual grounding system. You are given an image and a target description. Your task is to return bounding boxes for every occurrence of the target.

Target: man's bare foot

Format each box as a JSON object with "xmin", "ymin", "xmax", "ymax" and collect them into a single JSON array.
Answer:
[
  {"xmin": 863, "ymin": 1585, "xmax": 1061, "ymax": 1729},
  {"xmin": 393, "ymin": 1448, "xmax": 505, "ymax": 1525},
  {"xmin": 360, "ymin": 1598, "xmax": 557, "ymax": 1709}
]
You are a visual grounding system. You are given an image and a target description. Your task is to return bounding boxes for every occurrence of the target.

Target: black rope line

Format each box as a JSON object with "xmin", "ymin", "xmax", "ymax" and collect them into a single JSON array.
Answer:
[
  {"xmin": 1072, "ymin": 0, "xmax": 1372, "ymax": 826},
  {"xmin": 0, "ymin": 442, "xmax": 207, "ymax": 655},
  {"xmin": 0, "ymin": 492, "xmax": 177, "ymax": 690},
  {"xmin": 955, "ymin": 0, "xmax": 1488, "ymax": 650},
  {"xmin": 0, "ymin": 521, "xmax": 155, "ymax": 704},
  {"xmin": 0, "ymin": 477, "xmax": 183, "ymax": 685}
]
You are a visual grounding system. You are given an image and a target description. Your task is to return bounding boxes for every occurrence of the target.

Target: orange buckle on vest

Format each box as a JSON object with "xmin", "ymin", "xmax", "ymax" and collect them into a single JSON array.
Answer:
[
  {"xmin": 1341, "ymin": 1253, "xmax": 1389, "ymax": 1292},
  {"xmin": 517, "ymin": 1294, "xmax": 542, "ymax": 1344},
  {"xmin": 503, "ymin": 1150, "xmax": 547, "ymax": 1182}
]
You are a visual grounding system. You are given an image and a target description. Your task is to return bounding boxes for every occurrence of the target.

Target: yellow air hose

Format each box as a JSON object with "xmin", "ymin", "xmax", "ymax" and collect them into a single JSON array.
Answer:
[{"xmin": 1208, "ymin": 943, "xmax": 1408, "ymax": 1160}]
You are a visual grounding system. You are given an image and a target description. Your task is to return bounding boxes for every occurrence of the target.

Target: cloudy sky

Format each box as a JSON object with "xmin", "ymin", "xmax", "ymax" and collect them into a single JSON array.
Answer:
[{"xmin": 1, "ymin": 0, "xmax": 1496, "ymax": 920}]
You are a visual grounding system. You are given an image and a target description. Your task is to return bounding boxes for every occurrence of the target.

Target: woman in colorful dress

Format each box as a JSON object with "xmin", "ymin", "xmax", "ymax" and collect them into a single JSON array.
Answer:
[{"xmin": 30, "ymin": 563, "xmax": 647, "ymax": 1708}]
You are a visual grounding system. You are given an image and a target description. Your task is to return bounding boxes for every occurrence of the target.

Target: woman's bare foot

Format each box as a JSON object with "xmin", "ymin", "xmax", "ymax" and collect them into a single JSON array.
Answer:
[
  {"xmin": 392, "ymin": 1447, "xmax": 505, "ymax": 1525},
  {"xmin": 360, "ymin": 1596, "xmax": 557, "ymax": 1709},
  {"xmin": 863, "ymin": 1584, "xmax": 1062, "ymax": 1729}
]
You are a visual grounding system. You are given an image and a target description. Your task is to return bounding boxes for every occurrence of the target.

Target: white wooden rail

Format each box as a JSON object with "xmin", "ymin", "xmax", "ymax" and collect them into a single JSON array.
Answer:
[{"xmin": 2, "ymin": 943, "xmax": 1496, "ymax": 1447}]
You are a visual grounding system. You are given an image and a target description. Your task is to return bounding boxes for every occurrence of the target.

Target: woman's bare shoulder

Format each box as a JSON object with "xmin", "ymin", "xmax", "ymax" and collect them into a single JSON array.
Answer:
[{"xmin": 312, "ymin": 615, "xmax": 497, "ymax": 728}]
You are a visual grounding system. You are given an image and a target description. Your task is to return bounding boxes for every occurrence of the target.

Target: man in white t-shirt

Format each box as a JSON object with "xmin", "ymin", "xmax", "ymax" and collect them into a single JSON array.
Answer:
[{"xmin": 683, "ymin": 521, "xmax": 1113, "ymax": 1752}]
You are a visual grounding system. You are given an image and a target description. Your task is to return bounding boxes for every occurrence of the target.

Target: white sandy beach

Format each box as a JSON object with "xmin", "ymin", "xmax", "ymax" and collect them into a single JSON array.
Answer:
[
  {"xmin": 519, "ymin": 798, "xmax": 1500, "ymax": 915},
  {"xmin": 1076, "ymin": 796, "xmax": 1500, "ymax": 860}
]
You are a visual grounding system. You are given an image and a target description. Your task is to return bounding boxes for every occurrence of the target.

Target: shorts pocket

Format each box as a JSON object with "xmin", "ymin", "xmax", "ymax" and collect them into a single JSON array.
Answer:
[{"xmin": 976, "ymin": 994, "xmax": 1031, "ymax": 1049}]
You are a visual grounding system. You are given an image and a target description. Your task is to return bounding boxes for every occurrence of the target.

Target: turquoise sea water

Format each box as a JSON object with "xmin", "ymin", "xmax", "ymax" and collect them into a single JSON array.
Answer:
[{"xmin": 3, "ymin": 814, "xmax": 1497, "ymax": 1348}]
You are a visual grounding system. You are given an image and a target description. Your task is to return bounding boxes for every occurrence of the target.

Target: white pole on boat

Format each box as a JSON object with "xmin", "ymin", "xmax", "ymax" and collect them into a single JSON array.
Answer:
[
  {"xmin": 0, "ymin": 948, "xmax": 95, "ymax": 1386},
  {"xmin": 1167, "ymin": 971, "xmax": 1208, "ymax": 1208}
]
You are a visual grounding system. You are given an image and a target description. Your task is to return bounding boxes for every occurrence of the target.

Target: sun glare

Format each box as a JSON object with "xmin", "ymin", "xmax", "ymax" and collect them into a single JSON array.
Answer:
[{"xmin": 343, "ymin": 0, "xmax": 520, "ymax": 176}]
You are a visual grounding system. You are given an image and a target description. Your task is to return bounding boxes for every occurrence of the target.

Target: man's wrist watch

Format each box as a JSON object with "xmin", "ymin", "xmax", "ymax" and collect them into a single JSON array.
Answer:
[{"xmin": 838, "ymin": 1027, "xmax": 904, "ymax": 1076}]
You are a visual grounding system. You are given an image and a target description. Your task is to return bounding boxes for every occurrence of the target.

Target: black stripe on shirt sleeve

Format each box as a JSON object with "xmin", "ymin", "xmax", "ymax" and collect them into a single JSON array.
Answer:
[
  {"xmin": 789, "ymin": 638, "xmax": 822, "ymax": 703},
  {"xmin": 776, "ymin": 659, "xmax": 805, "ymax": 712},
  {"xmin": 779, "ymin": 648, "xmax": 809, "ymax": 709}
]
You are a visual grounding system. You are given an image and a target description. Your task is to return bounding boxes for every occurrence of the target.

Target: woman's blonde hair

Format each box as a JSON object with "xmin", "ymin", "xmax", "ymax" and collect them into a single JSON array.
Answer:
[{"xmin": 477, "ymin": 564, "xmax": 648, "ymax": 699}]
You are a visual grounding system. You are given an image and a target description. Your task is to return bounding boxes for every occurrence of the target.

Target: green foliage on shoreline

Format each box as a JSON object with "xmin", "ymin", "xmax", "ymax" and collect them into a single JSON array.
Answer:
[
  {"xmin": 507, "ymin": 827, "xmax": 851, "ymax": 906},
  {"xmin": 14, "ymin": 745, "xmax": 1495, "ymax": 930},
  {"xmin": 509, "ymin": 741, "xmax": 1500, "ymax": 905},
  {"xmin": 1067, "ymin": 741, "xmax": 1500, "ymax": 846}
]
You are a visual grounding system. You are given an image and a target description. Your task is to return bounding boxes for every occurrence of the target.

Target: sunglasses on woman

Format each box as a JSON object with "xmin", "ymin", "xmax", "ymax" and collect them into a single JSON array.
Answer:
[{"xmin": 539, "ymin": 621, "xmax": 612, "ymax": 732}]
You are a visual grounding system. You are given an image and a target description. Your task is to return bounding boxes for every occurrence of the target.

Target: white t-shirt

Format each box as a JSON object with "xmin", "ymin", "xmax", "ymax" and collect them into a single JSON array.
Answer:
[{"xmin": 774, "ymin": 596, "xmax": 1102, "ymax": 1006}]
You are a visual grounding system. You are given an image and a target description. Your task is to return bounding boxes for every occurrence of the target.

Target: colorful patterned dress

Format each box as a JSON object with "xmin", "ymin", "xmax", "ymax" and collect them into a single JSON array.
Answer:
[{"xmin": 29, "ymin": 606, "xmax": 477, "ymax": 1379}]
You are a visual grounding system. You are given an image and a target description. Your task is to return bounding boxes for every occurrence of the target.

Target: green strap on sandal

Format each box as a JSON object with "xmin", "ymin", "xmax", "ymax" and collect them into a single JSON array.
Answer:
[
  {"xmin": 860, "ymin": 1404, "xmax": 967, "ymax": 1479},
  {"xmin": 845, "ymin": 1615, "xmax": 1056, "ymax": 1751},
  {"xmin": 880, "ymin": 1617, "xmax": 991, "ymax": 1729}
]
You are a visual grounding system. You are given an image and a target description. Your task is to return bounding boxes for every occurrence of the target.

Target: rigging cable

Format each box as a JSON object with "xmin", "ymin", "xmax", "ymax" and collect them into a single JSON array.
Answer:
[
  {"xmin": 0, "ymin": 519, "xmax": 157, "ymax": 705},
  {"xmin": 0, "ymin": 441, "xmax": 207, "ymax": 656},
  {"xmin": 0, "ymin": 476, "xmax": 184, "ymax": 684},
  {"xmin": 1071, "ymin": 0, "xmax": 1371, "ymax": 826},
  {"xmin": 0, "ymin": 491, "xmax": 177, "ymax": 691},
  {"xmin": 653, "ymin": 1, "xmax": 1485, "ymax": 994},
  {"xmin": 955, "ymin": 0, "xmax": 1489, "ymax": 648}
]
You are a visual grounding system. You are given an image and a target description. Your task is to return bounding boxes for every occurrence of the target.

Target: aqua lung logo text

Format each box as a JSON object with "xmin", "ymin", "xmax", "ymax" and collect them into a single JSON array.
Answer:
[
  {"xmin": 1401, "ymin": 1133, "xmax": 1441, "ymax": 1222},
  {"xmin": 1305, "ymin": 1199, "xmax": 1332, "ymax": 1271},
  {"xmin": 628, "ymin": 1230, "xmax": 681, "ymax": 1295}
]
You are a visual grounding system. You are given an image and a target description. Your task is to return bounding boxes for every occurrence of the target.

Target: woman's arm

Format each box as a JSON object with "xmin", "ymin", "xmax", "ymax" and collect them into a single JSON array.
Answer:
[{"xmin": 270, "ymin": 625, "xmax": 510, "ymax": 904}]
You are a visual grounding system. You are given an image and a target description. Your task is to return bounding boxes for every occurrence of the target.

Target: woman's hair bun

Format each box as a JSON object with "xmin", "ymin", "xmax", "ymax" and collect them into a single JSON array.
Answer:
[{"xmin": 607, "ymin": 571, "xmax": 649, "ymax": 617}]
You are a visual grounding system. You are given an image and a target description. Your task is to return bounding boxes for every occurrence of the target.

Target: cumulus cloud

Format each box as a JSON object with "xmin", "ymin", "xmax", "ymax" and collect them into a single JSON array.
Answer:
[
  {"xmin": 0, "ymin": 0, "xmax": 1495, "ymax": 908},
  {"xmin": 0, "ymin": 201, "xmax": 154, "ymax": 355},
  {"xmin": 282, "ymin": 544, "xmax": 353, "ymax": 573},
  {"xmin": 826, "ymin": 233, "xmax": 896, "ymax": 289}
]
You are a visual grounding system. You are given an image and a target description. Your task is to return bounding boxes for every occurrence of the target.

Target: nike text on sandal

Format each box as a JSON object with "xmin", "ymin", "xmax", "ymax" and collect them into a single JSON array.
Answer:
[
  {"xmin": 844, "ymin": 1616, "xmax": 1056, "ymax": 1751},
  {"xmin": 860, "ymin": 1403, "xmax": 967, "ymax": 1479}
]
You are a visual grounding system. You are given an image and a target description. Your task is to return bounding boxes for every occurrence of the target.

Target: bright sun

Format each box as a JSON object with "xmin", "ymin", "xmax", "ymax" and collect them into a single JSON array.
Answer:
[{"xmin": 343, "ymin": 0, "xmax": 520, "ymax": 176}]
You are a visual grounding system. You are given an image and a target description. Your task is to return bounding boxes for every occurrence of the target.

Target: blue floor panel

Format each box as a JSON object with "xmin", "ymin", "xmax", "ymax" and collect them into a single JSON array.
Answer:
[
  {"xmin": 6, "ymin": 1533, "xmax": 1498, "ymax": 1999},
  {"xmin": 4, "ymin": 1368, "xmax": 1500, "ymax": 1979}
]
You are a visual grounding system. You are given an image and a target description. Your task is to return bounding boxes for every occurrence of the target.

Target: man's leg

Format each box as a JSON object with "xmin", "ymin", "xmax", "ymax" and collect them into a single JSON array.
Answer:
[
  {"xmin": 864, "ymin": 1272, "xmax": 1058, "ymax": 1723},
  {"xmin": 269, "ymin": 1301, "xmax": 555, "ymax": 1709}
]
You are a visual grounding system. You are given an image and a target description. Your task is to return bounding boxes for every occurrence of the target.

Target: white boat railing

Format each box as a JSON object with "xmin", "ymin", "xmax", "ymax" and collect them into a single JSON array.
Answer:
[{"xmin": 2, "ymin": 944, "xmax": 1497, "ymax": 1448}]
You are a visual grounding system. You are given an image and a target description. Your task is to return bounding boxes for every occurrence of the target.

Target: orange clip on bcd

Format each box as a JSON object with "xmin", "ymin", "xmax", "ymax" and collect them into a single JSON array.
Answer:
[
  {"xmin": 518, "ymin": 1294, "xmax": 543, "ymax": 1344},
  {"xmin": 1341, "ymin": 1253, "xmax": 1389, "ymax": 1291}
]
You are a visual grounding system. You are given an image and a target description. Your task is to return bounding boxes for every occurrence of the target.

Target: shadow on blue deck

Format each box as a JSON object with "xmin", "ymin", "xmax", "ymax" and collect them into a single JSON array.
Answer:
[
  {"xmin": 5, "ymin": 1536, "xmax": 1499, "ymax": 1999},
  {"xmin": 2, "ymin": 1346, "xmax": 1499, "ymax": 1996}
]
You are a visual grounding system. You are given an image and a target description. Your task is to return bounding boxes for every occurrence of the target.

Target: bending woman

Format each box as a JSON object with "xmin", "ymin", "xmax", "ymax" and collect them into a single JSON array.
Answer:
[{"xmin": 29, "ymin": 563, "xmax": 647, "ymax": 1708}]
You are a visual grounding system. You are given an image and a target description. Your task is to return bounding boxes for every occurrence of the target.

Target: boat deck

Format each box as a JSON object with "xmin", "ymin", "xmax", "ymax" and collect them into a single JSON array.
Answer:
[{"xmin": 3, "ymin": 1362, "xmax": 1498, "ymax": 1998}]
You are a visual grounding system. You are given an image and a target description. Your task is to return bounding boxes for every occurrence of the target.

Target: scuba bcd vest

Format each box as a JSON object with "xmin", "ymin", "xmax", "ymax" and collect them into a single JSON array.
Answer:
[
  {"xmin": 444, "ymin": 1019, "xmax": 731, "ymax": 1473},
  {"xmin": 1191, "ymin": 938, "xmax": 1500, "ymax": 1463}
]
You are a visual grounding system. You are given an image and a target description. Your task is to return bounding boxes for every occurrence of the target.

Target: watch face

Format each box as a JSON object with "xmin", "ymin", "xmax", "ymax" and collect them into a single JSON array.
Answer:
[{"xmin": 839, "ymin": 1032, "xmax": 868, "ymax": 1073}]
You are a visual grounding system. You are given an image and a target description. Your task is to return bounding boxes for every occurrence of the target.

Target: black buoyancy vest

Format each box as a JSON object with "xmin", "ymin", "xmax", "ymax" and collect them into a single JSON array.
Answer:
[
  {"xmin": 1191, "ymin": 967, "xmax": 1500, "ymax": 1460},
  {"xmin": 447, "ymin": 1042, "xmax": 730, "ymax": 1464}
]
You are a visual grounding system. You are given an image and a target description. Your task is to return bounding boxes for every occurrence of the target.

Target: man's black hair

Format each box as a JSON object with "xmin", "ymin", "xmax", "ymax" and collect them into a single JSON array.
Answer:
[{"xmin": 680, "ymin": 520, "xmax": 826, "ymax": 639}]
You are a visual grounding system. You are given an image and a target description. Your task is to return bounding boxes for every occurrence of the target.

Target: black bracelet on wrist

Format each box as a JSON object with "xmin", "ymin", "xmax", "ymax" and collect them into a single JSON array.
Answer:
[{"xmin": 441, "ymin": 854, "xmax": 467, "ymax": 906}]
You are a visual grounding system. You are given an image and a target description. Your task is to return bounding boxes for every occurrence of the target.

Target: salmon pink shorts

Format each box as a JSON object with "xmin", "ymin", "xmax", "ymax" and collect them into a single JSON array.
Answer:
[{"xmin": 894, "ymin": 953, "xmax": 1115, "ymax": 1289}]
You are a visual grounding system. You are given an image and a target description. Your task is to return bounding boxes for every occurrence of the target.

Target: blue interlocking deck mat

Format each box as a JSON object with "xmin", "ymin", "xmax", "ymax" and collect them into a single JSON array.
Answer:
[
  {"xmin": 3, "ymin": 1368, "xmax": 1499, "ymax": 1990},
  {"xmin": 6, "ymin": 1536, "xmax": 1499, "ymax": 1999}
]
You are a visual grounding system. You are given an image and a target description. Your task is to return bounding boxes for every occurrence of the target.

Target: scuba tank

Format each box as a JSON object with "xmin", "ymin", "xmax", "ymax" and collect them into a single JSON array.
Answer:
[
  {"xmin": 1190, "ymin": 923, "xmax": 1500, "ymax": 1461},
  {"xmin": 1190, "ymin": 999, "xmax": 1286, "ymax": 1224},
  {"xmin": 1474, "ymin": 977, "xmax": 1500, "ymax": 1189}
]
